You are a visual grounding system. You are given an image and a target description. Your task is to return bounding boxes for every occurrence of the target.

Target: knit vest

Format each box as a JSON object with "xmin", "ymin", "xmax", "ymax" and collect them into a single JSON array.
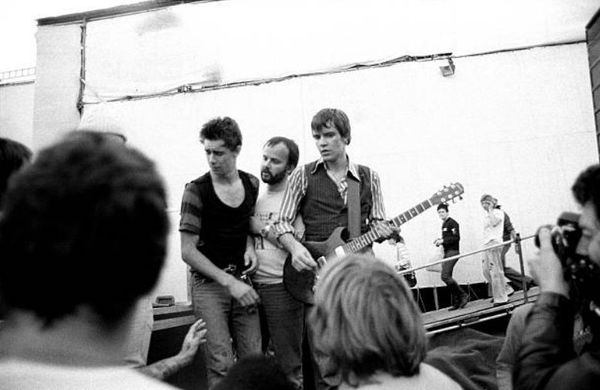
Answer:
[
  {"xmin": 301, "ymin": 161, "xmax": 373, "ymax": 242},
  {"xmin": 191, "ymin": 170, "xmax": 258, "ymax": 269}
]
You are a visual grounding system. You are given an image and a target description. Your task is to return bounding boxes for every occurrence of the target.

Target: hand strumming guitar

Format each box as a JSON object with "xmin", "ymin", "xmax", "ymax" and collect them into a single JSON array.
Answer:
[{"xmin": 279, "ymin": 232, "xmax": 317, "ymax": 272}]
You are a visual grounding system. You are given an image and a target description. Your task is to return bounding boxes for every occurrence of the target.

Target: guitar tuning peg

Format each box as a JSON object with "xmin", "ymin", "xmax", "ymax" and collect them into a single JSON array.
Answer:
[{"xmin": 459, "ymin": 195, "xmax": 463, "ymax": 200}]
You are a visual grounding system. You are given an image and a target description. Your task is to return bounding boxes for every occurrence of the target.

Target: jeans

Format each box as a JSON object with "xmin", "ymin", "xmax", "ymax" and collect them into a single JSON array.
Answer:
[
  {"xmin": 441, "ymin": 249, "xmax": 465, "ymax": 298},
  {"xmin": 191, "ymin": 273, "xmax": 262, "ymax": 390},
  {"xmin": 482, "ymin": 240, "xmax": 514, "ymax": 303},
  {"xmin": 306, "ymin": 306, "xmax": 341, "ymax": 390},
  {"xmin": 256, "ymin": 283, "xmax": 304, "ymax": 389}
]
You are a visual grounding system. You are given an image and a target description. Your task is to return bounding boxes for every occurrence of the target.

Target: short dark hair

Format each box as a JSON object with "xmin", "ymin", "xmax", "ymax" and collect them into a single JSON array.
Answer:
[
  {"xmin": 200, "ymin": 117, "xmax": 242, "ymax": 151},
  {"xmin": 265, "ymin": 136, "xmax": 299, "ymax": 170},
  {"xmin": 311, "ymin": 108, "xmax": 351, "ymax": 144},
  {"xmin": 213, "ymin": 355, "xmax": 295, "ymax": 390},
  {"xmin": 75, "ymin": 130, "xmax": 127, "ymax": 143},
  {"xmin": 0, "ymin": 132, "xmax": 168, "ymax": 328},
  {"xmin": 0, "ymin": 137, "xmax": 32, "ymax": 202},
  {"xmin": 437, "ymin": 203, "xmax": 449, "ymax": 212},
  {"xmin": 572, "ymin": 164, "xmax": 600, "ymax": 221}
]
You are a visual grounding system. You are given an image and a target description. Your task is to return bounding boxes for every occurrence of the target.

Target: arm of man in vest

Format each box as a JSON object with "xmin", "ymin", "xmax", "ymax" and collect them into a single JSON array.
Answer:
[
  {"xmin": 367, "ymin": 168, "xmax": 394, "ymax": 241},
  {"xmin": 180, "ymin": 183, "xmax": 259, "ymax": 307},
  {"xmin": 274, "ymin": 166, "xmax": 317, "ymax": 271}
]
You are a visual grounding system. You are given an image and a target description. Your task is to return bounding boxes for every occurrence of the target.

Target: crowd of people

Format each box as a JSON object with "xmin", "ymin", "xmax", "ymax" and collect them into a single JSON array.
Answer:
[{"xmin": 0, "ymin": 106, "xmax": 599, "ymax": 390}]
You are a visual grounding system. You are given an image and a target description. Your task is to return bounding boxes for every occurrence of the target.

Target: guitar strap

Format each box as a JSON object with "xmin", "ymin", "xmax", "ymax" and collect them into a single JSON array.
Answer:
[{"xmin": 347, "ymin": 178, "xmax": 361, "ymax": 239}]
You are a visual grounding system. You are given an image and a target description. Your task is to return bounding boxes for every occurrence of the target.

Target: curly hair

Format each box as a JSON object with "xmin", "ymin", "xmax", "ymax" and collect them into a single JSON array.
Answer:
[
  {"xmin": 310, "ymin": 254, "xmax": 427, "ymax": 385},
  {"xmin": 200, "ymin": 117, "xmax": 242, "ymax": 151},
  {"xmin": 0, "ymin": 131, "xmax": 168, "ymax": 328}
]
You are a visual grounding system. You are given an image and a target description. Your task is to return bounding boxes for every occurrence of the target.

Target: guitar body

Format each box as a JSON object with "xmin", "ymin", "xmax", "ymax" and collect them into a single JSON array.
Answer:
[
  {"xmin": 282, "ymin": 183, "xmax": 464, "ymax": 304},
  {"xmin": 283, "ymin": 227, "xmax": 348, "ymax": 304}
]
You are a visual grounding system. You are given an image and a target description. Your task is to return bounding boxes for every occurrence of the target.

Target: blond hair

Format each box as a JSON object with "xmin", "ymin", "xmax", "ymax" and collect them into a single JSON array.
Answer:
[{"xmin": 309, "ymin": 254, "xmax": 426, "ymax": 385}]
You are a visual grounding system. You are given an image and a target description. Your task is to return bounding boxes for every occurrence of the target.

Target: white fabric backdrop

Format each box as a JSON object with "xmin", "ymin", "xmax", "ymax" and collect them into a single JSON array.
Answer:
[
  {"xmin": 81, "ymin": 0, "xmax": 600, "ymax": 101},
  {"xmin": 80, "ymin": 43, "xmax": 598, "ymax": 300}
]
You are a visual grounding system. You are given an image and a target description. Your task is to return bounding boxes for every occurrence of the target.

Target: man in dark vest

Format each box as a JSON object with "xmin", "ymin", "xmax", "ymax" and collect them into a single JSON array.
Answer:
[
  {"xmin": 275, "ymin": 108, "xmax": 393, "ymax": 390},
  {"xmin": 180, "ymin": 117, "xmax": 261, "ymax": 389}
]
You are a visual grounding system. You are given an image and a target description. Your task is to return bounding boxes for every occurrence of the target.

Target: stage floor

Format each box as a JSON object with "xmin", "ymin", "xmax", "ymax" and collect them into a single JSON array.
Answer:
[{"xmin": 423, "ymin": 287, "xmax": 540, "ymax": 334}]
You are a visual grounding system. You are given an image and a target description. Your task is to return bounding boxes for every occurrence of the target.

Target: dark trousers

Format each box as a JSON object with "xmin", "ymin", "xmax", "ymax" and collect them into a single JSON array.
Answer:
[
  {"xmin": 441, "ymin": 249, "xmax": 466, "ymax": 297},
  {"xmin": 501, "ymin": 244, "xmax": 534, "ymax": 289},
  {"xmin": 256, "ymin": 283, "xmax": 304, "ymax": 389},
  {"xmin": 305, "ymin": 306, "xmax": 341, "ymax": 390}
]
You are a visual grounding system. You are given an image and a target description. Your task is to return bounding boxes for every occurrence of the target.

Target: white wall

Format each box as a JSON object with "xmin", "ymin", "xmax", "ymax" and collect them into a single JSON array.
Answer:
[
  {"xmin": 32, "ymin": 24, "xmax": 82, "ymax": 150},
  {"xmin": 79, "ymin": 0, "xmax": 600, "ymax": 102},
  {"xmin": 0, "ymin": 82, "xmax": 34, "ymax": 146}
]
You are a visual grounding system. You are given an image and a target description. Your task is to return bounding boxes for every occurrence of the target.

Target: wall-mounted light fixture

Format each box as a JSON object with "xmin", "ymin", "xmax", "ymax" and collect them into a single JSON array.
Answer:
[{"xmin": 440, "ymin": 58, "xmax": 455, "ymax": 77}]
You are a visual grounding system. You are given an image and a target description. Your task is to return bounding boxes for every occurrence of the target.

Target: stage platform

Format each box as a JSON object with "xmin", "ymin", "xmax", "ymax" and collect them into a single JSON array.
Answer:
[
  {"xmin": 423, "ymin": 287, "xmax": 540, "ymax": 334},
  {"xmin": 151, "ymin": 287, "xmax": 541, "ymax": 334}
]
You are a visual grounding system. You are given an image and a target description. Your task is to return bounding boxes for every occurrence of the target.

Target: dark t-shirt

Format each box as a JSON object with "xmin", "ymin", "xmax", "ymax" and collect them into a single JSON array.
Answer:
[
  {"xmin": 179, "ymin": 170, "xmax": 259, "ymax": 270},
  {"xmin": 441, "ymin": 217, "xmax": 460, "ymax": 252}
]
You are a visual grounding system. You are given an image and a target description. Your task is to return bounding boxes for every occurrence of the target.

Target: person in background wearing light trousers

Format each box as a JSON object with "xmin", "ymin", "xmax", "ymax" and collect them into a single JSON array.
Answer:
[{"xmin": 481, "ymin": 194, "xmax": 514, "ymax": 305}]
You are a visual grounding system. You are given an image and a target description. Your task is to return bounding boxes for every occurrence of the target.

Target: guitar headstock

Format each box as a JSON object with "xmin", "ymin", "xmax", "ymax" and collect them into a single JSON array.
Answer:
[{"xmin": 430, "ymin": 182, "xmax": 464, "ymax": 205}]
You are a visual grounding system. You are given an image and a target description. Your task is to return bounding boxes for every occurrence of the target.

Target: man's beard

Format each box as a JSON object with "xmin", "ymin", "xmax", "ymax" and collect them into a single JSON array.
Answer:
[{"xmin": 261, "ymin": 169, "xmax": 286, "ymax": 185}]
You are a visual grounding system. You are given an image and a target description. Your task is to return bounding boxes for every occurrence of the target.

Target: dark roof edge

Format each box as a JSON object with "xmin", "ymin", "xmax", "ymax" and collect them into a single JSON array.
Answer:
[
  {"xmin": 586, "ymin": 6, "xmax": 600, "ymax": 29},
  {"xmin": 37, "ymin": 0, "xmax": 219, "ymax": 26}
]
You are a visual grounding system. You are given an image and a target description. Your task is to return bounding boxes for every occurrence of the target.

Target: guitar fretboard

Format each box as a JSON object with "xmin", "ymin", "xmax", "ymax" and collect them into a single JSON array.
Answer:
[{"xmin": 342, "ymin": 199, "xmax": 434, "ymax": 254}]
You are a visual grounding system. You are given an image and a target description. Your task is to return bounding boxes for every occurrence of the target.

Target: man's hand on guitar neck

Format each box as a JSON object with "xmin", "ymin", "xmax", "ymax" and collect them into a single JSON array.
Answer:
[
  {"xmin": 372, "ymin": 220, "xmax": 396, "ymax": 243},
  {"xmin": 279, "ymin": 232, "xmax": 317, "ymax": 271}
]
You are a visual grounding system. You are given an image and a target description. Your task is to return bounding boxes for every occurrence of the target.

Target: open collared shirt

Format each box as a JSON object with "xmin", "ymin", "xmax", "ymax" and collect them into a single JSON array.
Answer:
[{"xmin": 274, "ymin": 155, "xmax": 386, "ymax": 238}]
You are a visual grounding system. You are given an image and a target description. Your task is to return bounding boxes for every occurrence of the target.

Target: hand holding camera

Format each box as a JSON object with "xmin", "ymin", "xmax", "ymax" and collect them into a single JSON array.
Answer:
[{"xmin": 530, "ymin": 227, "xmax": 570, "ymax": 297}]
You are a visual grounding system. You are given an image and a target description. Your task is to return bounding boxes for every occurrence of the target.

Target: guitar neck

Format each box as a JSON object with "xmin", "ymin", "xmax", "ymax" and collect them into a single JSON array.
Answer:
[{"xmin": 342, "ymin": 198, "xmax": 434, "ymax": 253}]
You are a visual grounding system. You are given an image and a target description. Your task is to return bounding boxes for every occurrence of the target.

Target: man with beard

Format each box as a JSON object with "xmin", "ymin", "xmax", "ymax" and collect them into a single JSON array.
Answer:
[{"xmin": 250, "ymin": 137, "xmax": 304, "ymax": 389}]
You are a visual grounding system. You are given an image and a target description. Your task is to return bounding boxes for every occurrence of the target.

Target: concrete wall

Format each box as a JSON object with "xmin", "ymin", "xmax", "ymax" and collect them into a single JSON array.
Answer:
[
  {"xmin": 0, "ymin": 82, "xmax": 34, "ymax": 147},
  {"xmin": 32, "ymin": 24, "xmax": 82, "ymax": 150}
]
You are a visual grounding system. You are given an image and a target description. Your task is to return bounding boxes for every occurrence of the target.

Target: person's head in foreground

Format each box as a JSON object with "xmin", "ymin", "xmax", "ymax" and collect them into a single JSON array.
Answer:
[
  {"xmin": 0, "ymin": 131, "xmax": 168, "ymax": 364},
  {"xmin": 310, "ymin": 254, "xmax": 461, "ymax": 389},
  {"xmin": 213, "ymin": 354, "xmax": 295, "ymax": 390},
  {"xmin": 0, "ymin": 137, "xmax": 32, "ymax": 205}
]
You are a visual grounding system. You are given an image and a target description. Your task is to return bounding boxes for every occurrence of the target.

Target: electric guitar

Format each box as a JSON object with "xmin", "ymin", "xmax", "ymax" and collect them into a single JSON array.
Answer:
[{"xmin": 283, "ymin": 182, "xmax": 464, "ymax": 304}]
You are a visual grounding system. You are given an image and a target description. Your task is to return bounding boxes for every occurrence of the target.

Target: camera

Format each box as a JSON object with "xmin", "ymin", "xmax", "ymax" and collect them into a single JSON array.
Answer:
[
  {"xmin": 534, "ymin": 211, "xmax": 582, "ymax": 269},
  {"xmin": 536, "ymin": 212, "xmax": 600, "ymax": 316}
]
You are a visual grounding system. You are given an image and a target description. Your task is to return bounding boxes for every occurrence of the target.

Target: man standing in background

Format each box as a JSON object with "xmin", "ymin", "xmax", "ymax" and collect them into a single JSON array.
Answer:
[{"xmin": 434, "ymin": 203, "xmax": 468, "ymax": 310}]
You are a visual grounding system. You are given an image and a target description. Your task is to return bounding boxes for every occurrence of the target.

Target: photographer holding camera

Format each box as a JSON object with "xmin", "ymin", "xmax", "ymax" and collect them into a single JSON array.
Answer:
[{"xmin": 515, "ymin": 165, "xmax": 600, "ymax": 390}]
